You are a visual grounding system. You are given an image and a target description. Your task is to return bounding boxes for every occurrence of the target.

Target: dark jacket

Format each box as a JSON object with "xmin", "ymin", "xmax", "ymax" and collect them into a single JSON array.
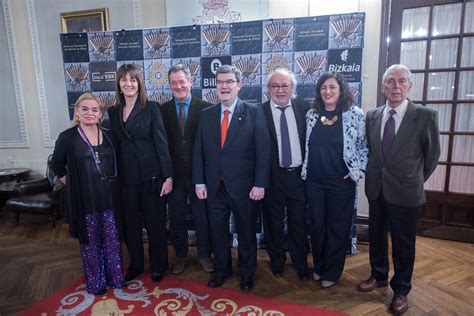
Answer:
[
  {"xmin": 193, "ymin": 99, "xmax": 271, "ymax": 199},
  {"xmin": 108, "ymin": 100, "xmax": 173, "ymax": 185},
  {"xmin": 160, "ymin": 96, "xmax": 212, "ymax": 187},
  {"xmin": 365, "ymin": 100, "xmax": 440, "ymax": 207}
]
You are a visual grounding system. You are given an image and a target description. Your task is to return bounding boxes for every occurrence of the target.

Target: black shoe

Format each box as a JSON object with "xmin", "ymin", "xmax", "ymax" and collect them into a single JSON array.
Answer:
[
  {"xmin": 151, "ymin": 272, "xmax": 164, "ymax": 283},
  {"xmin": 240, "ymin": 276, "xmax": 254, "ymax": 291},
  {"xmin": 124, "ymin": 271, "xmax": 143, "ymax": 282},
  {"xmin": 298, "ymin": 271, "xmax": 309, "ymax": 281},
  {"xmin": 91, "ymin": 288, "xmax": 106, "ymax": 296},
  {"xmin": 208, "ymin": 274, "xmax": 227, "ymax": 288},
  {"xmin": 271, "ymin": 267, "xmax": 283, "ymax": 277}
]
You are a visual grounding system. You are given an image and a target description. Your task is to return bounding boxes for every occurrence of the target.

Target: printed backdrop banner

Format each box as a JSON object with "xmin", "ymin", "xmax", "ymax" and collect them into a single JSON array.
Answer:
[
  {"xmin": 60, "ymin": 13, "xmax": 365, "ymax": 117},
  {"xmin": 60, "ymin": 13, "xmax": 365, "ymax": 253}
]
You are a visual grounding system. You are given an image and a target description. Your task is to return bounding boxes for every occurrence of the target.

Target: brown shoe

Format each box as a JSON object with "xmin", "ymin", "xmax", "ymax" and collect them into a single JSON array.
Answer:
[
  {"xmin": 390, "ymin": 294, "xmax": 408, "ymax": 314},
  {"xmin": 357, "ymin": 276, "xmax": 388, "ymax": 292},
  {"xmin": 199, "ymin": 258, "xmax": 215, "ymax": 273},
  {"xmin": 171, "ymin": 257, "xmax": 186, "ymax": 274}
]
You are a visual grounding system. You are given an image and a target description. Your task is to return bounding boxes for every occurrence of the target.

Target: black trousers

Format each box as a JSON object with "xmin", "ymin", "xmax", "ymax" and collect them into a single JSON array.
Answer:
[
  {"xmin": 121, "ymin": 181, "xmax": 168, "ymax": 274},
  {"xmin": 368, "ymin": 193, "xmax": 418, "ymax": 295},
  {"xmin": 262, "ymin": 167, "xmax": 308, "ymax": 274},
  {"xmin": 207, "ymin": 181, "xmax": 257, "ymax": 278},
  {"xmin": 167, "ymin": 178, "xmax": 211, "ymax": 259},
  {"xmin": 306, "ymin": 177, "xmax": 355, "ymax": 282}
]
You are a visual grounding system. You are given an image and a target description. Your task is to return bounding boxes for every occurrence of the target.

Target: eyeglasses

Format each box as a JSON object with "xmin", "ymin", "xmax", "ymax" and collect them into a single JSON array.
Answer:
[
  {"xmin": 270, "ymin": 84, "xmax": 291, "ymax": 91},
  {"xmin": 216, "ymin": 79, "xmax": 238, "ymax": 86}
]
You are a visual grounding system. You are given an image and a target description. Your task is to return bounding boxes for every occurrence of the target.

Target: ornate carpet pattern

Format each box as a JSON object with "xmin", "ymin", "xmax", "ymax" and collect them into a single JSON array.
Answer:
[{"xmin": 19, "ymin": 274, "xmax": 345, "ymax": 315}]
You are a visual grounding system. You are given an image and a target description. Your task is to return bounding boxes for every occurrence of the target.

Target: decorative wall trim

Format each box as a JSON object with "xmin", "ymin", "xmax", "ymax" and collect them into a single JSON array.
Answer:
[
  {"xmin": 192, "ymin": 0, "xmax": 241, "ymax": 24},
  {"xmin": 133, "ymin": 0, "xmax": 143, "ymax": 28},
  {"xmin": 1, "ymin": 0, "xmax": 28, "ymax": 148},
  {"xmin": 26, "ymin": 0, "xmax": 54, "ymax": 147}
]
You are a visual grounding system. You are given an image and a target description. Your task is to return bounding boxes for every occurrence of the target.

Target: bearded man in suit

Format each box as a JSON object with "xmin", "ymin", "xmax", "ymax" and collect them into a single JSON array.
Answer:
[
  {"xmin": 193, "ymin": 65, "xmax": 270, "ymax": 291},
  {"xmin": 358, "ymin": 64, "xmax": 440, "ymax": 315},
  {"xmin": 161, "ymin": 64, "xmax": 214, "ymax": 275}
]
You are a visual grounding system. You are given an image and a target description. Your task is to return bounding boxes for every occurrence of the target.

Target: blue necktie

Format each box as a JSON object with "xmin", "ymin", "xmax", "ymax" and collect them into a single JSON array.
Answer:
[
  {"xmin": 278, "ymin": 106, "xmax": 292, "ymax": 168},
  {"xmin": 382, "ymin": 109, "xmax": 396, "ymax": 159}
]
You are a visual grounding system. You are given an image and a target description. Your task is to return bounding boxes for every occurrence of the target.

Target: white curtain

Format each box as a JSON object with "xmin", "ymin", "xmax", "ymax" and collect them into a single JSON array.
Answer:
[
  {"xmin": 401, "ymin": 7, "xmax": 429, "ymax": 38},
  {"xmin": 449, "ymin": 166, "xmax": 474, "ymax": 194},
  {"xmin": 430, "ymin": 38, "xmax": 458, "ymax": 68},
  {"xmin": 461, "ymin": 37, "xmax": 474, "ymax": 67},
  {"xmin": 425, "ymin": 165, "xmax": 446, "ymax": 191},
  {"xmin": 458, "ymin": 71, "xmax": 474, "ymax": 100},
  {"xmin": 427, "ymin": 72, "xmax": 455, "ymax": 100},
  {"xmin": 408, "ymin": 73, "xmax": 424, "ymax": 101},
  {"xmin": 464, "ymin": 2, "xmax": 474, "ymax": 33},
  {"xmin": 455, "ymin": 104, "xmax": 474, "ymax": 131},
  {"xmin": 427, "ymin": 103, "xmax": 451, "ymax": 132},
  {"xmin": 446, "ymin": 101, "xmax": 474, "ymax": 193},
  {"xmin": 401, "ymin": 41, "xmax": 426, "ymax": 70},
  {"xmin": 432, "ymin": 3, "xmax": 462, "ymax": 36}
]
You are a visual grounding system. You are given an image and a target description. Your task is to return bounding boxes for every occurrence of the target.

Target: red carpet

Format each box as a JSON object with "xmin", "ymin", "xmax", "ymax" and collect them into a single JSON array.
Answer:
[{"xmin": 20, "ymin": 274, "xmax": 345, "ymax": 315}]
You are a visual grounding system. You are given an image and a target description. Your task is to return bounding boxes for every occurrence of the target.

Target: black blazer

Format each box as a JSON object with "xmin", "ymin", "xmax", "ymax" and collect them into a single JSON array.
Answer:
[
  {"xmin": 193, "ymin": 99, "xmax": 271, "ymax": 200},
  {"xmin": 108, "ymin": 100, "xmax": 173, "ymax": 185},
  {"xmin": 262, "ymin": 99, "xmax": 309, "ymax": 177},
  {"xmin": 160, "ymin": 96, "xmax": 212, "ymax": 187}
]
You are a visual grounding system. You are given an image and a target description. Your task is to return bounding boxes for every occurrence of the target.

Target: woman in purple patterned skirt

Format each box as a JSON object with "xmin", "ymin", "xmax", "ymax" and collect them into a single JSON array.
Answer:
[{"xmin": 51, "ymin": 92, "xmax": 125, "ymax": 295}]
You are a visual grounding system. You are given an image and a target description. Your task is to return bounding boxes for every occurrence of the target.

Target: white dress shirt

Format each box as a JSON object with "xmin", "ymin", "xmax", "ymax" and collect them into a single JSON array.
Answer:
[
  {"xmin": 270, "ymin": 100, "xmax": 302, "ymax": 168},
  {"xmin": 221, "ymin": 99, "xmax": 238, "ymax": 123},
  {"xmin": 381, "ymin": 98, "xmax": 409, "ymax": 138}
]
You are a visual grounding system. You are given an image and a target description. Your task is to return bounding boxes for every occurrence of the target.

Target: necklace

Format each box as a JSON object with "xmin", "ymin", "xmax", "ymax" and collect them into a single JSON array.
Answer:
[
  {"xmin": 77, "ymin": 124, "xmax": 117, "ymax": 180},
  {"xmin": 320, "ymin": 114, "xmax": 338, "ymax": 126}
]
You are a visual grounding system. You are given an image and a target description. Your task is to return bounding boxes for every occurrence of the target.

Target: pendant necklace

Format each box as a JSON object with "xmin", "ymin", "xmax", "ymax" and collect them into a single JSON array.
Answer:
[
  {"xmin": 77, "ymin": 124, "xmax": 117, "ymax": 180},
  {"xmin": 320, "ymin": 114, "xmax": 338, "ymax": 126},
  {"xmin": 93, "ymin": 134, "xmax": 100, "ymax": 164}
]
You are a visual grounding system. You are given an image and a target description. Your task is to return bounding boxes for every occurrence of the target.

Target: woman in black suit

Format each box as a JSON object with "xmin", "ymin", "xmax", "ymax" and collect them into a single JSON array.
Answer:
[{"xmin": 108, "ymin": 63, "xmax": 173, "ymax": 283}]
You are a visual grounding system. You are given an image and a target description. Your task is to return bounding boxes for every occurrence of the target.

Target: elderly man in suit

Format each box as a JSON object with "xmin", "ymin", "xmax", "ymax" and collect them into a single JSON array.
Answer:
[
  {"xmin": 193, "ymin": 65, "xmax": 270, "ymax": 291},
  {"xmin": 261, "ymin": 68, "xmax": 309, "ymax": 280},
  {"xmin": 358, "ymin": 64, "xmax": 440, "ymax": 314},
  {"xmin": 161, "ymin": 64, "xmax": 214, "ymax": 275}
]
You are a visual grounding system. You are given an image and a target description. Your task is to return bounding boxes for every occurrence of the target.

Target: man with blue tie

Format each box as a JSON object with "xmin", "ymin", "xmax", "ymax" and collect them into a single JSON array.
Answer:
[
  {"xmin": 358, "ymin": 64, "xmax": 440, "ymax": 314},
  {"xmin": 193, "ymin": 65, "xmax": 270, "ymax": 291},
  {"xmin": 160, "ymin": 64, "xmax": 214, "ymax": 275}
]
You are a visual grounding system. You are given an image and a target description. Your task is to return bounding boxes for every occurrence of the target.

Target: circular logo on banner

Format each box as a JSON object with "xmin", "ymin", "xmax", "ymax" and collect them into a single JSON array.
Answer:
[
  {"xmin": 266, "ymin": 55, "xmax": 289, "ymax": 74},
  {"xmin": 211, "ymin": 59, "xmax": 222, "ymax": 74},
  {"xmin": 147, "ymin": 61, "xmax": 167, "ymax": 88}
]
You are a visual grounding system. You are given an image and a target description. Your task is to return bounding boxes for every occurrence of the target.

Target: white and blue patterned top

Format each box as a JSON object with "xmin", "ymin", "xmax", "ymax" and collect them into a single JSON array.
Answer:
[{"xmin": 302, "ymin": 105, "xmax": 368, "ymax": 182}]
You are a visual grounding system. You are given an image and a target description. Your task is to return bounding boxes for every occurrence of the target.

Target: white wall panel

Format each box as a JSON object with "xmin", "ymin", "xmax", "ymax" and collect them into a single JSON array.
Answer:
[
  {"xmin": 0, "ymin": 0, "xmax": 27, "ymax": 148},
  {"xmin": 28, "ymin": 0, "xmax": 137, "ymax": 146}
]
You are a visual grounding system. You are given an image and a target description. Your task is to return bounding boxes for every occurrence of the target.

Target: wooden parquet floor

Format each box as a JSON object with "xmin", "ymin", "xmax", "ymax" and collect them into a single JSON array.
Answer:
[{"xmin": 0, "ymin": 212, "xmax": 473, "ymax": 315}]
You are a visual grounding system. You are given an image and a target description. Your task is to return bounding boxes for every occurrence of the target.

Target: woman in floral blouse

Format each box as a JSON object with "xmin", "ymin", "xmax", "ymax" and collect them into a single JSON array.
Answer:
[{"xmin": 302, "ymin": 72, "xmax": 368, "ymax": 288}]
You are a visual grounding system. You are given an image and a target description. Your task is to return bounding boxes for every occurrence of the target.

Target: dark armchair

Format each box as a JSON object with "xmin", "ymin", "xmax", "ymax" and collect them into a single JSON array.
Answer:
[{"xmin": 5, "ymin": 155, "xmax": 64, "ymax": 227}]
